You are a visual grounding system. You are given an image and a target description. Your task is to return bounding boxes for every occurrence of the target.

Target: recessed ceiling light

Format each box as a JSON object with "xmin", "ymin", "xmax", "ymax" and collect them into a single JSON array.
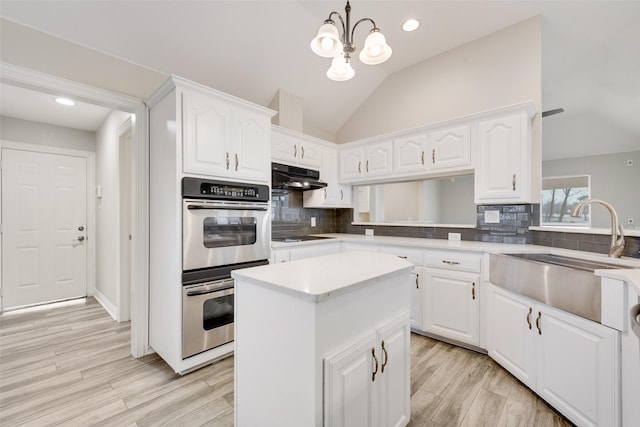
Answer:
[
  {"xmin": 55, "ymin": 97, "xmax": 75, "ymax": 106},
  {"xmin": 402, "ymin": 18, "xmax": 420, "ymax": 32}
]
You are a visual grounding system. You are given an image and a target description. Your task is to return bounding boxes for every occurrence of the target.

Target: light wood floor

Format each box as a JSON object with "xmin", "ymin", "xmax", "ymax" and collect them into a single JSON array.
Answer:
[{"xmin": 0, "ymin": 297, "xmax": 573, "ymax": 426}]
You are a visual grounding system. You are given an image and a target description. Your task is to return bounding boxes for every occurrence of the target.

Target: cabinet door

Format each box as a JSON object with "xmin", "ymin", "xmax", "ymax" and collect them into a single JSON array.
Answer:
[
  {"xmin": 304, "ymin": 147, "xmax": 339, "ymax": 207},
  {"xmin": 377, "ymin": 315, "xmax": 410, "ymax": 427},
  {"xmin": 535, "ymin": 304, "xmax": 619, "ymax": 427},
  {"xmin": 423, "ymin": 268, "xmax": 480, "ymax": 346},
  {"xmin": 298, "ymin": 140, "xmax": 322, "ymax": 169},
  {"xmin": 365, "ymin": 141, "xmax": 393, "ymax": 177},
  {"xmin": 182, "ymin": 88, "xmax": 230, "ymax": 176},
  {"xmin": 233, "ymin": 108, "xmax": 270, "ymax": 182},
  {"xmin": 475, "ymin": 112, "xmax": 529, "ymax": 203},
  {"xmin": 340, "ymin": 147, "xmax": 365, "ymax": 181},
  {"xmin": 487, "ymin": 284, "xmax": 536, "ymax": 389},
  {"xmin": 428, "ymin": 124, "xmax": 471, "ymax": 171},
  {"xmin": 410, "ymin": 267, "xmax": 424, "ymax": 330},
  {"xmin": 393, "ymin": 134, "xmax": 428, "ymax": 174},
  {"xmin": 271, "ymin": 131, "xmax": 299, "ymax": 166},
  {"xmin": 324, "ymin": 331, "xmax": 378, "ymax": 427}
]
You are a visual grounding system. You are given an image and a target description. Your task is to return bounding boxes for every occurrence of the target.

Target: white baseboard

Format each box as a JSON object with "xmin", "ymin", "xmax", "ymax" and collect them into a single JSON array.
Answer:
[{"xmin": 93, "ymin": 289, "xmax": 117, "ymax": 321}]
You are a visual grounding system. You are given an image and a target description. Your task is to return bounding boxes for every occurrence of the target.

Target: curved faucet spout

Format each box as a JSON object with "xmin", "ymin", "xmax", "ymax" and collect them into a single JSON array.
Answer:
[{"xmin": 571, "ymin": 199, "xmax": 625, "ymax": 258}]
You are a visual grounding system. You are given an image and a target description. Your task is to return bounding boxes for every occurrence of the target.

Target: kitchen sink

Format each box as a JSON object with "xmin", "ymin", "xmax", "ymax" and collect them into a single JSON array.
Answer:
[
  {"xmin": 506, "ymin": 253, "xmax": 624, "ymax": 272},
  {"xmin": 489, "ymin": 253, "xmax": 623, "ymax": 323}
]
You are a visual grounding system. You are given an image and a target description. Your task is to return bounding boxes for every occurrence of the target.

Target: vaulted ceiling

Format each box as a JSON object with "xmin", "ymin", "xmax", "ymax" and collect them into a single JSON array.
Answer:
[{"xmin": 1, "ymin": 1, "xmax": 638, "ymax": 158}]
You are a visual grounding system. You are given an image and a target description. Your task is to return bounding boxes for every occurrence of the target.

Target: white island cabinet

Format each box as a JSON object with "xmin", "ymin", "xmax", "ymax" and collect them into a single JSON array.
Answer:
[{"xmin": 232, "ymin": 252, "xmax": 414, "ymax": 427}]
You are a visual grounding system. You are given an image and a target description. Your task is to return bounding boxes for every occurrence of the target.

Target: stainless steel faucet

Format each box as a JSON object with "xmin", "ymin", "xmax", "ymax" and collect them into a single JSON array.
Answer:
[{"xmin": 571, "ymin": 199, "xmax": 625, "ymax": 258}]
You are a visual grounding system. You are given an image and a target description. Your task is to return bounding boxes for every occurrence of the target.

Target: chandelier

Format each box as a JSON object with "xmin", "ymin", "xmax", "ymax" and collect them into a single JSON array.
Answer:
[{"xmin": 310, "ymin": 0, "xmax": 392, "ymax": 81}]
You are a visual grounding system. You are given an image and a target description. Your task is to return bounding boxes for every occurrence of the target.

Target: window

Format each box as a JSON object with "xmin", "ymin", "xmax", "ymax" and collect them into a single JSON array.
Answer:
[{"xmin": 541, "ymin": 175, "xmax": 590, "ymax": 226}]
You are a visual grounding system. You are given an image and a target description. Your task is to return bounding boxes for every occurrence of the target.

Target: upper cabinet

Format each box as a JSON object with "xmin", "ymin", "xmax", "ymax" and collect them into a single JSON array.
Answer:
[
  {"xmin": 303, "ymin": 146, "xmax": 352, "ymax": 208},
  {"xmin": 393, "ymin": 124, "xmax": 472, "ymax": 175},
  {"xmin": 182, "ymin": 86, "xmax": 273, "ymax": 182},
  {"xmin": 474, "ymin": 104, "xmax": 535, "ymax": 204},
  {"xmin": 339, "ymin": 140, "xmax": 393, "ymax": 182},
  {"xmin": 271, "ymin": 126, "xmax": 322, "ymax": 169}
]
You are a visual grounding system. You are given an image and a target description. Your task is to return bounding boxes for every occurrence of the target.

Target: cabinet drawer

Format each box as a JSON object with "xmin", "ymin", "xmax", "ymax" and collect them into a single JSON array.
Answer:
[
  {"xmin": 378, "ymin": 246, "xmax": 423, "ymax": 265},
  {"xmin": 424, "ymin": 251, "xmax": 481, "ymax": 273}
]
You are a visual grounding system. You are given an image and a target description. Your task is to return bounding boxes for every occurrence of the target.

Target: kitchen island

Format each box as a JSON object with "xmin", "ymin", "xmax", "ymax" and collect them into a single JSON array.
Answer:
[{"xmin": 232, "ymin": 251, "xmax": 414, "ymax": 427}]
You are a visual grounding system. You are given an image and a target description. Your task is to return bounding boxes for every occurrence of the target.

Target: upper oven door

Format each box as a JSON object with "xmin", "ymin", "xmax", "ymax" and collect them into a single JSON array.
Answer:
[{"xmin": 183, "ymin": 199, "xmax": 270, "ymax": 271}]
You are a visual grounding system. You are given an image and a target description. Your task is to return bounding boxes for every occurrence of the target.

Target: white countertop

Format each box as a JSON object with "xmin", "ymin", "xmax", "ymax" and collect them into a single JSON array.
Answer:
[
  {"xmin": 232, "ymin": 251, "xmax": 414, "ymax": 303},
  {"xmin": 271, "ymin": 233, "xmax": 640, "ymax": 294}
]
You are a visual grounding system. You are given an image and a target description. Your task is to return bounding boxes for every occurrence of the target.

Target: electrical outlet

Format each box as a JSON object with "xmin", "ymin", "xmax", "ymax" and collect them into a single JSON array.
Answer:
[
  {"xmin": 628, "ymin": 218, "xmax": 634, "ymax": 225},
  {"xmin": 448, "ymin": 232, "xmax": 461, "ymax": 241},
  {"xmin": 484, "ymin": 210, "xmax": 500, "ymax": 224},
  {"xmin": 311, "ymin": 217, "xmax": 316, "ymax": 227},
  {"xmin": 365, "ymin": 229, "xmax": 374, "ymax": 236}
]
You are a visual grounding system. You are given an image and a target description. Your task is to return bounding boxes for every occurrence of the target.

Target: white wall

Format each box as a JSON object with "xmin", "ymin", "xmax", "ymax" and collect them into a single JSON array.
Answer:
[
  {"xmin": 543, "ymin": 151, "xmax": 640, "ymax": 229},
  {"xmin": 0, "ymin": 116, "xmax": 96, "ymax": 151},
  {"xmin": 95, "ymin": 110, "xmax": 131, "ymax": 310}
]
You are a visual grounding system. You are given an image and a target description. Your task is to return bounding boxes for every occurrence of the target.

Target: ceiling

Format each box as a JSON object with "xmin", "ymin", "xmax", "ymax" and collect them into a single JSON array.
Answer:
[{"xmin": 1, "ymin": 1, "xmax": 639, "ymax": 153}]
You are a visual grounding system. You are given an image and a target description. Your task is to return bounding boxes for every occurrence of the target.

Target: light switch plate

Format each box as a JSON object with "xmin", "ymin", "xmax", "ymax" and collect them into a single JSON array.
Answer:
[
  {"xmin": 311, "ymin": 217, "xmax": 316, "ymax": 227},
  {"xmin": 484, "ymin": 210, "xmax": 500, "ymax": 224}
]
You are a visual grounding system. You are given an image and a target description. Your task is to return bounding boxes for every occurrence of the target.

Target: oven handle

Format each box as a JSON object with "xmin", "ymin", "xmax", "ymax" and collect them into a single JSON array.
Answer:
[
  {"xmin": 185, "ymin": 279, "xmax": 234, "ymax": 296},
  {"xmin": 187, "ymin": 204, "xmax": 268, "ymax": 211}
]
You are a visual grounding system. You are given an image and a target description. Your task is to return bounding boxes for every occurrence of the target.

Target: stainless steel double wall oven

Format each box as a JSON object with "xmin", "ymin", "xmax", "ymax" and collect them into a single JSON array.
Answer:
[{"xmin": 182, "ymin": 177, "xmax": 270, "ymax": 359}]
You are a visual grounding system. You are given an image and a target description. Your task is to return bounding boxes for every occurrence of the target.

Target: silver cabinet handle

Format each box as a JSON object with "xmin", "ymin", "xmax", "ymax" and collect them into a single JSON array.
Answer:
[
  {"xmin": 398, "ymin": 256, "xmax": 408, "ymax": 259},
  {"xmin": 225, "ymin": 152, "xmax": 230, "ymax": 170},
  {"xmin": 442, "ymin": 260, "xmax": 460, "ymax": 265},
  {"xmin": 371, "ymin": 347, "xmax": 379, "ymax": 382},
  {"xmin": 293, "ymin": 144, "xmax": 297, "ymax": 158},
  {"xmin": 301, "ymin": 146, "xmax": 305, "ymax": 159},
  {"xmin": 235, "ymin": 153, "xmax": 239, "ymax": 171},
  {"xmin": 512, "ymin": 174, "xmax": 516, "ymax": 191},
  {"xmin": 366, "ymin": 160, "xmax": 369, "ymax": 172},
  {"xmin": 415, "ymin": 273, "xmax": 419, "ymax": 289},
  {"xmin": 432, "ymin": 149, "xmax": 435, "ymax": 164},
  {"xmin": 77, "ymin": 236, "xmax": 85, "ymax": 242},
  {"xmin": 526, "ymin": 307, "xmax": 532, "ymax": 330},
  {"xmin": 472, "ymin": 282, "xmax": 476, "ymax": 300},
  {"xmin": 536, "ymin": 311, "xmax": 542, "ymax": 335},
  {"xmin": 381, "ymin": 340, "xmax": 388, "ymax": 373},
  {"xmin": 340, "ymin": 189, "xmax": 344, "ymax": 200},
  {"xmin": 421, "ymin": 151, "xmax": 425, "ymax": 165},
  {"xmin": 323, "ymin": 188, "xmax": 327, "ymax": 199},
  {"xmin": 358, "ymin": 161, "xmax": 361, "ymax": 174}
]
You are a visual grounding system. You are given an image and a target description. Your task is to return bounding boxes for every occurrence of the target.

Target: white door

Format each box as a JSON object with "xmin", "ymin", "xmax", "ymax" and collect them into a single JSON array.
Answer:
[{"xmin": 2, "ymin": 148, "xmax": 87, "ymax": 309}]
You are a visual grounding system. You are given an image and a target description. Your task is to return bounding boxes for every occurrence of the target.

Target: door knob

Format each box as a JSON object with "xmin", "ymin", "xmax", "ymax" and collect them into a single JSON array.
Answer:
[
  {"xmin": 78, "ymin": 226, "xmax": 85, "ymax": 231},
  {"xmin": 77, "ymin": 236, "xmax": 85, "ymax": 242}
]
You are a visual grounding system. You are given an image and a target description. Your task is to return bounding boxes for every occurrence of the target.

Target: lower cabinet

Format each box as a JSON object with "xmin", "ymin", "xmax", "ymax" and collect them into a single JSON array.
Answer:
[
  {"xmin": 487, "ymin": 284, "xmax": 620, "ymax": 427},
  {"xmin": 324, "ymin": 314, "xmax": 410, "ymax": 427},
  {"xmin": 410, "ymin": 267, "xmax": 423, "ymax": 330},
  {"xmin": 422, "ymin": 267, "xmax": 480, "ymax": 346},
  {"xmin": 271, "ymin": 242, "xmax": 341, "ymax": 263}
]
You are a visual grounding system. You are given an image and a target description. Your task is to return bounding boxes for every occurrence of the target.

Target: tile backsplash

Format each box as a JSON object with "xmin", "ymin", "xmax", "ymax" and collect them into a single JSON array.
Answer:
[{"xmin": 270, "ymin": 195, "xmax": 640, "ymax": 258}]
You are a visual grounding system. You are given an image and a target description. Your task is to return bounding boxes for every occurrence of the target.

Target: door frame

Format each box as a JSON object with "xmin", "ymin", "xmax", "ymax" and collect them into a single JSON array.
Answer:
[
  {"xmin": 118, "ymin": 118, "xmax": 133, "ymax": 322},
  {"xmin": 0, "ymin": 142, "xmax": 96, "ymax": 305},
  {"xmin": 1, "ymin": 63, "xmax": 150, "ymax": 358}
]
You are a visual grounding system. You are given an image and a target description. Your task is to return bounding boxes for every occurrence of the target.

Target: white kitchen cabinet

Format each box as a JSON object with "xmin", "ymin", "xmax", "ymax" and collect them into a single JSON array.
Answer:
[
  {"xmin": 182, "ymin": 86, "xmax": 272, "ymax": 182},
  {"xmin": 393, "ymin": 134, "xmax": 428, "ymax": 174},
  {"xmin": 304, "ymin": 146, "xmax": 351, "ymax": 208},
  {"xmin": 339, "ymin": 141, "xmax": 393, "ymax": 182},
  {"xmin": 324, "ymin": 314, "xmax": 410, "ymax": 427},
  {"xmin": 423, "ymin": 267, "xmax": 480, "ymax": 346},
  {"xmin": 271, "ymin": 126, "xmax": 322, "ymax": 168},
  {"xmin": 427, "ymin": 123, "xmax": 471, "ymax": 172},
  {"xmin": 393, "ymin": 124, "xmax": 471, "ymax": 176},
  {"xmin": 487, "ymin": 284, "xmax": 620, "ymax": 427},
  {"xmin": 474, "ymin": 105, "xmax": 534, "ymax": 203},
  {"xmin": 378, "ymin": 246, "xmax": 424, "ymax": 331}
]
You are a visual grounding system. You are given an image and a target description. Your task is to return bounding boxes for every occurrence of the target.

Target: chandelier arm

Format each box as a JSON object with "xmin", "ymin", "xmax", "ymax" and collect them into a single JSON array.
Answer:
[
  {"xmin": 351, "ymin": 17, "xmax": 377, "ymax": 42},
  {"xmin": 328, "ymin": 11, "xmax": 347, "ymax": 42}
]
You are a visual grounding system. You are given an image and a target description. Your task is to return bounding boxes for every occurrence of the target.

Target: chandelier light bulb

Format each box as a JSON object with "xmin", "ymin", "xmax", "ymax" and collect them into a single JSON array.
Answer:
[
  {"xmin": 359, "ymin": 30, "xmax": 392, "ymax": 65},
  {"xmin": 310, "ymin": 22, "xmax": 342, "ymax": 57},
  {"xmin": 320, "ymin": 37, "xmax": 335, "ymax": 51},
  {"xmin": 327, "ymin": 54, "xmax": 355, "ymax": 81}
]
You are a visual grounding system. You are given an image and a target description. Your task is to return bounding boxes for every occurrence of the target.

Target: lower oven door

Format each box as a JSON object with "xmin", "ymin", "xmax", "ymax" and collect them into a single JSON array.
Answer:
[
  {"xmin": 182, "ymin": 279, "xmax": 235, "ymax": 359},
  {"xmin": 183, "ymin": 199, "xmax": 270, "ymax": 271}
]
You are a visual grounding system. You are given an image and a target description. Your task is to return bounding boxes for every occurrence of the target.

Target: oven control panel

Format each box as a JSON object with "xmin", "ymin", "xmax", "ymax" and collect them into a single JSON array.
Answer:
[{"xmin": 182, "ymin": 177, "xmax": 269, "ymax": 202}]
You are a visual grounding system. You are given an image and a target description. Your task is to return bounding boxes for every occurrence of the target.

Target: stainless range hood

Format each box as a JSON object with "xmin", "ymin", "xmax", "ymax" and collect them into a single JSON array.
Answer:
[{"xmin": 272, "ymin": 162, "xmax": 327, "ymax": 191}]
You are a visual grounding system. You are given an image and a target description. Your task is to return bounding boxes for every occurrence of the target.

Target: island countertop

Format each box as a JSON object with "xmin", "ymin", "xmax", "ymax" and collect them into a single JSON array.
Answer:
[{"xmin": 231, "ymin": 251, "xmax": 414, "ymax": 303}]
